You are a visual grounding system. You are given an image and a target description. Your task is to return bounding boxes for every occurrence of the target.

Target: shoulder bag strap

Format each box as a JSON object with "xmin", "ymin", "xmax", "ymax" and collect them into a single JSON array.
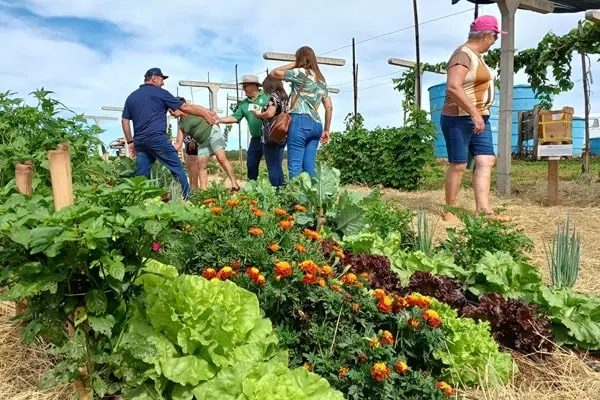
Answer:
[{"xmin": 287, "ymin": 70, "xmax": 308, "ymax": 112}]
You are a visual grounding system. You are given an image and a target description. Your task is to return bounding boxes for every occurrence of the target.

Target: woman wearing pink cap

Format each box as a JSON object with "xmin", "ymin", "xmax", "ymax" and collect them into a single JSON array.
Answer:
[{"xmin": 441, "ymin": 15, "xmax": 507, "ymax": 222}]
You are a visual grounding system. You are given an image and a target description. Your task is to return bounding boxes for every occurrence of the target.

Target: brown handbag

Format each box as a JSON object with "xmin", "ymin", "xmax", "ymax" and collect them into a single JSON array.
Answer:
[{"xmin": 268, "ymin": 73, "xmax": 308, "ymax": 145}]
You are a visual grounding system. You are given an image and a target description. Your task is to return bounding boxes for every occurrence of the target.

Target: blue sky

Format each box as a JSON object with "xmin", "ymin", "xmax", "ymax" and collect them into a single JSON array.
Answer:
[{"xmin": 1, "ymin": 0, "xmax": 598, "ymax": 154}]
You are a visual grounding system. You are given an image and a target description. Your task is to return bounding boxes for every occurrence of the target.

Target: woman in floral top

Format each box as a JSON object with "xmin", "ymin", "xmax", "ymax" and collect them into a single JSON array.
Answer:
[{"xmin": 269, "ymin": 46, "xmax": 333, "ymax": 180}]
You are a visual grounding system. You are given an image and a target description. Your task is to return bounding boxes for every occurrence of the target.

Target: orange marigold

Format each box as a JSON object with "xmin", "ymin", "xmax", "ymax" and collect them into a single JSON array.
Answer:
[
  {"xmin": 369, "ymin": 336, "xmax": 380, "ymax": 349},
  {"xmin": 248, "ymin": 227, "xmax": 264, "ymax": 236},
  {"xmin": 302, "ymin": 273, "xmax": 318, "ymax": 285},
  {"xmin": 226, "ymin": 199, "xmax": 240, "ymax": 207},
  {"xmin": 335, "ymin": 250, "xmax": 345, "ymax": 259},
  {"xmin": 251, "ymin": 208, "xmax": 265, "ymax": 217},
  {"xmin": 247, "ymin": 199, "xmax": 258, "ymax": 206},
  {"xmin": 338, "ymin": 366, "xmax": 350, "ymax": 380},
  {"xmin": 422, "ymin": 309, "xmax": 442, "ymax": 328},
  {"xmin": 217, "ymin": 266, "xmax": 233, "ymax": 280},
  {"xmin": 370, "ymin": 363, "xmax": 392, "ymax": 382},
  {"xmin": 299, "ymin": 260, "xmax": 319, "ymax": 275},
  {"xmin": 394, "ymin": 361, "xmax": 408, "ymax": 375},
  {"xmin": 287, "ymin": 215, "xmax": 295, "ymax": 221},
  {"xmin": 202, "ymin": 198, "xmax": 216, "ymax": 205},
  {"xmin": 393, "ymin": 295, "xmax": 408, "ymax": 313},
  {"xmin": 352, "ymin": 303, "xmax": 361, "ymax": 312},
  {"xmin": 274, "ymin": 261, "xmax": 292, "ymax": 280},
  {"xmin": 294, "ymin": 204, "xmax": 307, "ymax": 212},
  {"xmin": 341, "ymin": 273, "xmax": 358, "ymax": 286},
  {"xmin": 373, "ymin": 289, "xmax": 386, "ymax": 299},
  {"xmin": 377, "ymin": 295, "xmax": 393, "ymax": 313},
  {"xmin": 408, "ymin": 317, "xmax": 421, "ymax": 330},
  {"xmin": 279, "ymin": 220, "xmax": 293, "ymax": 230},
  {"xmin": 318, "ymin": 278, "xmax": 327, "ymax": 287},
  {"xmin": 267, "ymin": 243, "xmax": 280, "ymax": 252},
  {"xmin": 211, "ymin": 206, "xmax": 223, "ymax": 215},
  {"xmin": 320, "ymin": 265, "xmax": 333, "ymax": 277},
  {"xmin": 295, "ymin": 243, "xmax": 306, "ymax": 253},
  {"xmin": 406, "ymin": 293, "xmax": 431, "ymax": 309},
  {"xmin": 256, "ymin": 275, "xmax": 266, "ymax": 286},
  {"xmin": 380, "ymin": 330, "xmax": 394, "ymax": 345},
  {"xmin": 303, "ymin": 228, "xmax": 322, "ymax": 241},
  {"xmin": 246, "ymin": 267, "xmax": 260, "ymax": 281},
  {"xmin": 274, "ymin": 208, "xmax": 287, "ymax": 216},
  {"xmin": 202, "ymin": 268, "xmax": 217, "ymax": 280},
  {"xmin": 436, "ymin": 381, "xmax": 453, "ymax": 397},
  {"xmin": 361, "ymin": 272, "xmax": 370, "ymax": 280}
]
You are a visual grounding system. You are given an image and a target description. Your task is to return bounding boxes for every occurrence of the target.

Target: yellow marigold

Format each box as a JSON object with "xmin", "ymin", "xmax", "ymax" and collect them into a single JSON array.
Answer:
[
  {"xmin": 338, "ymin": 366, "xmax": 349, "ymax": 380},
  {"xmin": 422, "ymin": 309, "xmax": 442, "ymax": 328},
  {"xmin": 217, "ymin": 266, "xmax": 233, "ymax": 280},
  {"xmin": 318, "ymin": 278, "xmax": 327, "ymax": 287},
  {"xmin": 202, "ymin": 198, "xmax": 216, "ymax": 205},
  {"xmin": 256, "ymin": 275, "xmax": 266, "ymax": 286},
  {"xmin": 279, "ymin": 220, "xmax": 293, "ymax": 230},
  {"xmin": 246, "ymin": 267, "xmax": 260, "ymax": 281},
  {"xmin": 381, "ymin": 330, "xmax": 394, "ymax": 345},
  {"xmin": 248, "ymin": 227, "xmax": 264, "ymax": 236},
  {"xmin": 320, "ymin": 265, "xmax": 333, "ymax": 277},
  {"xmin": 341, "ymin": 273, "xmax": 358, "ymax": 286},
  {"xmin": 274, "ymin": 208, "xmax": 287, "ymax": 216},
  {"xmin": 226, "ymin": 199, "xmax": 240, "ymax": 207},
  {"xmin": 406, "ymin": 293, "xmax": 431, "ymax": 309},
  {"xmin": 394, "ymin": 361, "xmax": 408, "ymax": 375},
  {"xmin": 377, "ymin": 295, "xmax": 393, "ymax": 313},
  {"xmin": 267, "ymin": 243, "xmax": 280, "ymax": 252},
  {"xmin": 369, "ymin": 336, "xmax": 380, "ymax": 349},
  {"xmin": 295, "ymin": 243, "xmax": 306, "ymax": 253},
  {"xmin": 373, "ymin": 289, "xmax": 386, "ymax": 299},
  {"xmin": 352, "ymin": 303, "xmax": 360, "ymax": 312},
  {"xmin": 370, "ymin": 363, "xmax": 391, "ymax": 382},
  {"xmin": 211, "ymin": 206, "xmax": 223, "ymax": 215},
  {"xmin": 294, "ymin": 204, "xmax": 307, "ymax": 212}
]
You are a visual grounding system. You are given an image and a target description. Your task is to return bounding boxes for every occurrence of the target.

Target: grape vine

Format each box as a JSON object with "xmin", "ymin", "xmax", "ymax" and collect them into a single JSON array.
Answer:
[{"xmin": 393, "ymin": 20, "xmax": 599, "ymax": 111}]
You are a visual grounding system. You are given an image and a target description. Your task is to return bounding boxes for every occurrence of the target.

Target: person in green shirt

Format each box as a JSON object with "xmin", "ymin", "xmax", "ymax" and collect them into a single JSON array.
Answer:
[
  {"xmin": 172, "ymin": 97, "xmax": 240, "ymax": 191},
  {"xmin": 219, "ymin": 75, "xmax": 270, "ymax": 181}
]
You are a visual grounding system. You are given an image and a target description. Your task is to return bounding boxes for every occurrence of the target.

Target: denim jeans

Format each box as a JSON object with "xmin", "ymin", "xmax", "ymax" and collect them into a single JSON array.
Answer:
[
  {"xmin": 134, "ymin": 135, "xmax": 191, "ymax": 199},
  {"xmin": 441, "ymin": 114, "xmax": 494, "ymax": 164},
  {"xmin": 262, "ymin": 142, "xmax": 285, "ymax": 187},
  {"xmin": 247, "ymin": 136, "xmax": 263, "ymax": 181},
  {"xmin": 287, "ymin": 113, "xmax": 323, "ymax": 180}
]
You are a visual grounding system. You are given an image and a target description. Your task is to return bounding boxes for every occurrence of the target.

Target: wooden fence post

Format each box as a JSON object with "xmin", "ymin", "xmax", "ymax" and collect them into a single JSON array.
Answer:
[{"xmin": 14, "ymin": 161, "xmax": 33, "ymax": 318}]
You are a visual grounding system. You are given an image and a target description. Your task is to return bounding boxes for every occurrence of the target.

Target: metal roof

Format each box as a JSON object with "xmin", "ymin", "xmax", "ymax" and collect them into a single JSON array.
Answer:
[{"xmin": 451, "ymin": 0, "xmax": 600, "ymax": 13}]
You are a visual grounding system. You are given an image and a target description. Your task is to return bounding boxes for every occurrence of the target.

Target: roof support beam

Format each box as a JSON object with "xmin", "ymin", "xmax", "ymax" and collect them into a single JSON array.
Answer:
[
  {"xmin": 586, "ymin": 10, "xmax": 600, "ymax": 23},
  {"xmin": 518, "ymin": 0, "xmax": 554, "ymax": 13}
]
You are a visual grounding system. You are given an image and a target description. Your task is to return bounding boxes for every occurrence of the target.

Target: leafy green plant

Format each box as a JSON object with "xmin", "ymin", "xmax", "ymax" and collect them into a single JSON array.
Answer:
[
  {"xmin": 414, "ymin": 209, "xmax": 436, "ymax": 256},
  {"xmin": 361, "ymin": 189, "xmax": 414, "ymax": 242},
  {"xmin": 318, "ymin": 109, "xmax": 435, "ymax": 191},
  {"xmin": 545, "ymin": 217, "xmax": 580, "ymax": 289}
]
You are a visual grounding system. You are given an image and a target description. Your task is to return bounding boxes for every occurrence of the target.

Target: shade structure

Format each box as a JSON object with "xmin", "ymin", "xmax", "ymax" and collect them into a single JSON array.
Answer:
[{"xmin": 451, "ymin": 0, "xmax": 600, "ymax": 13}]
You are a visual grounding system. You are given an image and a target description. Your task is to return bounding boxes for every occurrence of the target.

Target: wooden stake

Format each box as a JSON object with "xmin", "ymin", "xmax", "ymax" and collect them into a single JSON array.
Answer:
[
  {"xmin": 412, "ymin": 0, "xmax": 422, "ymax": 109},
  {"xmin": 47, "ymin": 143, "xmax": 74, "ymax": 211},
  {"xmin": 548, "ymin": 158, "xmax": 559, "ymax": 206},
  {"xmin": 14, "ymin": 161, "xmax": 33, "ymax": 318}
]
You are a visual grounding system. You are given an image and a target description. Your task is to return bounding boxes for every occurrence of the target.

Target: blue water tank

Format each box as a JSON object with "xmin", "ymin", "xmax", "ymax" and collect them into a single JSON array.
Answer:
[
  {"xmin": 591, "ymin": 137, "xmax": 600, "ymax": 156},
  {"xmin": 428, "ymin": 82, "xmax": 499, "ymax": 158},
  {"xmin": 572, "ymin": 117, "xmax": 585, "ymax": 157},
  {"xmin": 428, "ymin": 83, "xmax": 549, "ymax": 158}
]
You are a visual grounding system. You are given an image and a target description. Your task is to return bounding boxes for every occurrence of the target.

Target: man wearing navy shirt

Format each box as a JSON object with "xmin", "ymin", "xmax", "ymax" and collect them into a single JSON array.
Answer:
[{"xmin": 121, "ymin": 67, "xmax": 218, "ymax": 199}]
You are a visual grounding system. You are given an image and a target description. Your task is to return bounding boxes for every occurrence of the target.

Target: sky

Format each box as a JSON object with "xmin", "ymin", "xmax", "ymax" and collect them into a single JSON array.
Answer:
[{"xmin": 1, "ymin": 0, "xmax": 598, "ymax": 153}]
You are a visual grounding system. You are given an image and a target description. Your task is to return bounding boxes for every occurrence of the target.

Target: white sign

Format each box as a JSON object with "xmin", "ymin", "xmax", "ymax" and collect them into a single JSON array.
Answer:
[{"xmin": 537, "ymin": 144, "xmax": 573, "ymax": 158}]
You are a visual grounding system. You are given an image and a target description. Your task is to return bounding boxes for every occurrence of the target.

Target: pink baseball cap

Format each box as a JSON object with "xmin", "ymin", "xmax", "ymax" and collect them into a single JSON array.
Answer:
[{"xmin": 470, "ymin": 15, "xmax": 507, "ymax": 34}]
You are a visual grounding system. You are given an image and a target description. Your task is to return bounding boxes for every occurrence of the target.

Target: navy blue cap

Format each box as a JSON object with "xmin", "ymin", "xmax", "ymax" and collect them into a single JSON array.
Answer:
[{"xmin": 144, "ymin": 68, "xmax": 169, "ymax": 79}]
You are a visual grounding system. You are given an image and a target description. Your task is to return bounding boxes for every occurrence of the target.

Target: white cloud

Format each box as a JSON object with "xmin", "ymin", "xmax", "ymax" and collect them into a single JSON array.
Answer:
[{"xmin": 1, "ymin": 0, "xmax": 598, "ymax": 152}]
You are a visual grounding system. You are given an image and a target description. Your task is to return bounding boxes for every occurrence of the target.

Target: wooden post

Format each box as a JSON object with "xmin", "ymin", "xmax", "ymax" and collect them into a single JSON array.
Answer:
[
  {"xmin": 580, "ymin": 20, "xmax": 591, "ymax": 174},
  {"xmin": 48, "ymin": 143, "xmax": 74, "ymax": 211},
  {"xmin": 547, "ymin": 158, "xmax": 559, "ymax": 206},
  {"xmin": 352, "ymin": 38, "xmax": 358, "ymax": 119},
  {"xmin": 14, "ymin": 161, "xmax": 33, "ymax": 318},
  {"xmin": 412, "ymin": 0, "xmax": 422, "ymax": 109}
]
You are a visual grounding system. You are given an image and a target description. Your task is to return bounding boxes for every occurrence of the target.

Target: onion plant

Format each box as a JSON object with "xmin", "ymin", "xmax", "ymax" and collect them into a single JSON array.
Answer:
[{"xmin": 545, "ymin": 217, "xmax": 580, "ymax": 289}]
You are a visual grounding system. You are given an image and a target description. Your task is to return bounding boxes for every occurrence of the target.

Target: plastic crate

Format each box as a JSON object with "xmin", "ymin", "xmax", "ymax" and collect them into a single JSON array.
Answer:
[{"xmin": 538, "ymin": 106, "xmax": 574, "ymax": 144}]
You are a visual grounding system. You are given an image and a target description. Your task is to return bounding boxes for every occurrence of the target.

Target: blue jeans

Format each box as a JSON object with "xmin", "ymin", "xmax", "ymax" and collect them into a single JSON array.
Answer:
[
  {"xmin": 134, "ymin": 136, "xmax": 191, "ymax": 199},
  {"xmin": 287, "ymin": 114, "xmax": 323, "ymax": 180},
  {"xmin": 262, "ymin": 142, "xmax": 285, "ymax": 187},
  {"xmin": 247, "ymin": 137, "xmax": 263, "ymax": 181},
  {"xmin": 441, "ymin": 114, "xmax": 494, "ymax": 164}
]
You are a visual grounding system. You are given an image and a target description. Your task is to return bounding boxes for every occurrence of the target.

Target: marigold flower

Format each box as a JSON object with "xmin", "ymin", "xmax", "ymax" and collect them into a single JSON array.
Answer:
[
  {"xmin": 217, "ymin": 266, "xmax": 233, "ymax": 280},
  {"xmin": 361, "ymin": 272, "xmax": 370, "ymax": 280},
  {"xmin": 151, "ymin": 242, "xmax": 161, "ymax": 252},
  {"xmin": 202, "ymin": 198, "xmax": 216, "ymax": 205},
  {"xmin": 246, "ymin": 267, "xmax": 260, "ymax": 281},
  {"xmin": 332, "ymin": 244, "xmax": 340, "ymax": 251},
  {"xmin": 381, "ymin": 330, "xmax": 394, "ymax": 345},
  {"xmin": 422, "ymin": 309, "xmax": 442, "ymax": 328},
  {"xmin": 406, "ymin": 293, "xmax": 431, "ymax": 309},
  {"xmin": 247, "ymin": 199, "xmax": 258, "ymax": 206},
  {"xmin": 408, "ymin": 317, "xmax": 421, "ymax": 330},
  {"xmin": 226, "ymin": 199, "xmax": 240, "ymax": 207},
  {"xmin": 338, "ymin": 366, "xmax": 349, "ymax": 380},
  {"xmin": 393, "ymin": 295, "xmax": 408, "ymax": 313},
  {"xmin": 320, "ymin": 265, "xmax": 333, "ymax": 277},
  {"xmin": 318, "ymin": 278, "xmax": 327, "ymax": 288},
  {"xmin": 295, "ymin": 243, "xmax": 306, "ymax": 253},
  {"xmin": 256, "ymin": 275, "xmax": 266, "ymax": 286},
  {"xmin": 303, "ymin": 228, "xmax": 322, "ymax": 241},
  {"xmin": 373, "ymin": 289, "xmax": 386, "ymax": 299},
  {"xmin": 210, "ymin": 206, "xmax": 223, "ymax": 215},
  {"xmin": 370, "ymin": 363, "xmax": 392, "ymax": 382},
  {"xmin": 294, "ymin": 204, "xmax": 307, "ymax": 212},
  {"xmin": 274, "ymin": 208, "xmax": 287, "ymax": 216},
  {"xmin": 303, "ymin": 273, "xmax": 318, "ymax": 285},
  {"xmin": 202, "ymin": 268, "xmax": 217, "ymax": 280},
  {"xmin": 335, "ymin": 250, "xmax": 345, "ymax": 259},
  {"xmin": 341, "ymin": 273, "xmax": 358, "ymax": 286},
  {"xmin": 287, "ymin": 215, "xmax": 295, "ymax": 221},
  {"xmin": 267, "ymin": 243, "xmax": 280, "ymax": 252},
  {"xmin": 303, "ymin": 362, "xmax": 313, "ymax": 371},
  {"xmin": 299, "ymin": 260, "xmax": 319, "ymax": 274},
  {"xmin": 377, "ymin": 295, "xmax": 393, "ymax": 313},
  {"xmin": 369, "ymin": 336, "xmax": 380, "ymax": 349},
  {"xmin": 352, "ymin": 303, "xmax": 360, "ymax": 312},
  {"xmin": 394, "ymin": 361, "xmax": 408, "ymax": 375},
  {"xmin": 274, "ymin": 261, "xmax": 292, "ymax": 279},
  {"xmin": 251, "ymin": 208, "xmax": 265, "ymax": 217},
  {"xmin": 248, "ymin": 227, "xmax": 264, "ymax": 236},
  {"xmin": 279, "ymin": 220, "xmax": 293, "ymax": 230},
  {"xmin": 436, "ymin": 381, "xmax": 453, "ymax": 397}
]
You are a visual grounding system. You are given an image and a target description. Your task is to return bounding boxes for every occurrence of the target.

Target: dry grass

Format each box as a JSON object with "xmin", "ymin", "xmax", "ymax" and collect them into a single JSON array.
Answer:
[{"xmin": 0, "ymin": 302, "xmax": 70, "ymax": 400}]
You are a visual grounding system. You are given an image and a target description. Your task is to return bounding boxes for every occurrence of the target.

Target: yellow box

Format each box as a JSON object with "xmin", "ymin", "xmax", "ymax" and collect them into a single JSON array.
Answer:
[{"xmin": 538, "ymin": 106, "xmax": 574, "ymax": 144}]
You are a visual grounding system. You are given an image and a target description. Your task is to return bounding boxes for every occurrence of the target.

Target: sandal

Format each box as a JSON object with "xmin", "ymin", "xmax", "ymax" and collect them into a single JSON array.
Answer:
[
  {"xmin": 231, "ymin": 185, "xmax": 241, "ymax": 192},
  {"xmin": 486, "ymin": 213, "xmax": 510, "ymax": 223},
  {"xmin": 442, "ymin": 211, "xmax": 459, "ymax": 222}
]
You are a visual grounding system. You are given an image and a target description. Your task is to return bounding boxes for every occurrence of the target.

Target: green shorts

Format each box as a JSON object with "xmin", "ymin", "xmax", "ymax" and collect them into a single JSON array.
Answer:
[{"xmin": 197, "ymin": 125, "xmax": 226, "ymax": 158}]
